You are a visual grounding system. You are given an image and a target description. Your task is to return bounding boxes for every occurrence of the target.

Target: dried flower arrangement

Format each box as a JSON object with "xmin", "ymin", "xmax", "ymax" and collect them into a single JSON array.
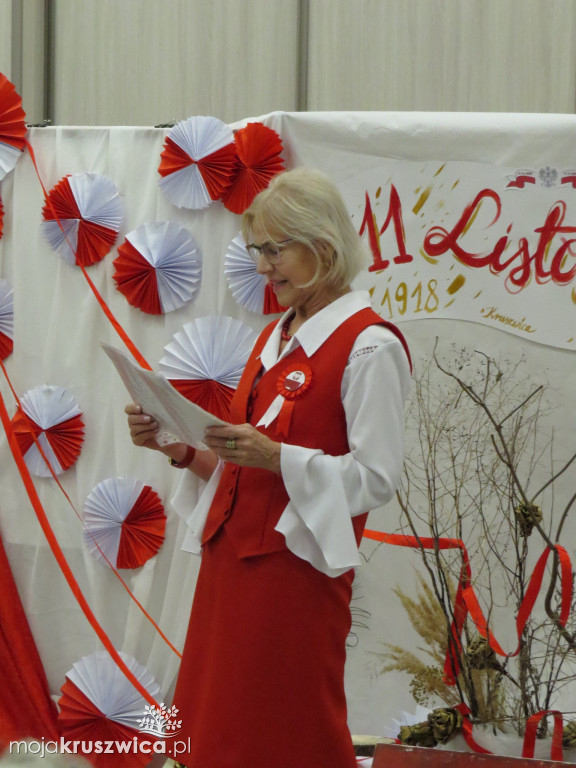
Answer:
[{"xmin": 378, "ymin": 344, "xmax": 576, "ymax": 753}]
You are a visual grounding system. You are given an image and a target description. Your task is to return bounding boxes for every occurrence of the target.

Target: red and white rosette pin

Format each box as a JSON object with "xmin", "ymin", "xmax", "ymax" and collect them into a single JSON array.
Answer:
[
  {"xmin": 41, "ymin": 173, "xmax": 123, "ymax": 266},
  {"xmin": 0, "ymin": 73, "xmax": 27, "ymax": 181},
  {"xmin": 83, "ymin": 477, "xmax": 166, "ymax": 569},
  {"xmin": 11, "ymin": 385, "xmax": 84, "ymax": 477},
  {"xmin": 158, "ymin": 115, "xmax": 236, "ymax": 209},
  {"xmin": 256, "ymin": 363, "xmax": 312, "ymax": 437},
  {"xmin": 0, "ymin": 278, "xmax": 14, "ymax": 360},
  {"xmin": 58, "ymin": 651, "xmax": 162, "ymax": 768}
]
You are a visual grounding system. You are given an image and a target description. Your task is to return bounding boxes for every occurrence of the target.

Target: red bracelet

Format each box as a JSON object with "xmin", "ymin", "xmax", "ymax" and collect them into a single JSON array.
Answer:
[{"xmin": 168, "ymin": 445, "xmax": 196, "ymax": 469}]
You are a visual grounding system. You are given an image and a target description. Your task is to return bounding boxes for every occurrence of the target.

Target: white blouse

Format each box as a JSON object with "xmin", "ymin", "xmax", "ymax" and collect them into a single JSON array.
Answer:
[{"xmin": 172, "ymin": 291, "xmax": 412, "ymax": 577}]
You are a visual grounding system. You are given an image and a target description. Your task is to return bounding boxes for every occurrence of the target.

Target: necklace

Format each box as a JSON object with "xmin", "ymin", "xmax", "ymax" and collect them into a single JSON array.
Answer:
[{"xmin": 280, "ymin": 313, "xmax": 296, "ymax": 341}]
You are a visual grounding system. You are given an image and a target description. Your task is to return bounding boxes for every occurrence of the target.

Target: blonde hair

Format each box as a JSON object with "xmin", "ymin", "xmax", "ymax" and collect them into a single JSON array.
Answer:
[{"xmin": 241, "ymin": 167, "xmax": 368, "ymax": 291}]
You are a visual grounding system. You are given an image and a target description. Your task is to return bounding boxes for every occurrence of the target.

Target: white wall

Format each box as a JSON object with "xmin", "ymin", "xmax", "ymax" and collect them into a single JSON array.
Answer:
[{"xmin": 5, "ymin": 0, "xmax": 576, "ymax": 126}]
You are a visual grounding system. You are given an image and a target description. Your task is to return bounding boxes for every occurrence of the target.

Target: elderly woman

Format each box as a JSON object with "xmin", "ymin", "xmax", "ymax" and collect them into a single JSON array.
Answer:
[{"xmin": 126, "ymin": 167, "xmax": 411, "ymax": 768}]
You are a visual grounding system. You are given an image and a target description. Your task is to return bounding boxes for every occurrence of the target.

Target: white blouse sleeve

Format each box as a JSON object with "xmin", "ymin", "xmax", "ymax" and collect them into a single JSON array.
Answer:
[{"xmin": 275, "ymin": 328, "xmax": 411, "ymax": 577}]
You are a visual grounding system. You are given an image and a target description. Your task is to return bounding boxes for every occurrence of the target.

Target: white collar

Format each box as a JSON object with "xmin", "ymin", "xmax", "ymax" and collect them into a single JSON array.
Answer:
[{"xmin": 260, "ymin": 290, "xmax": 373, "ymax": 370}]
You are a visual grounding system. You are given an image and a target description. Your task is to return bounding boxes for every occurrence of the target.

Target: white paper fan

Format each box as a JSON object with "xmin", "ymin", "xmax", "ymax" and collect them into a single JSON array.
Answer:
[
  {"xmin": 158, "ymin": 115, "xmax": 236, "ymax": 209},
  {"xmin": 83, "ymin": 477, "xmax": 145, "ymax": 563},
  {"xmin": 114, "ymin": 221, "xmax": 202, "ymax": 313},
  {"xmin": 15, "ymin": 385, "xmax": 84, "ymax": 477},
  {"xmin": 0, "ymin": 278, "xmax": 14, "ymax": 355},
  {"xmin": 224, "ymin": 232, "xmax": 285, "ymax": 315},
  {"xmin": 42, "ymin": 173, "xmax": 123, "ymax": 266},
  {"xmin": 0, "ymin": 141, "xmax": 22, "ymax": 181},
  {"xmin": 64, "ymin": 651, "xmax": 161, "ymax": 727},
  {"xmin": 83, "ymin": 477, "xmax": 166, "ymax": 569},
  {"xmin": 159, "ymin": 315, "xmax": 256, "ymax": 387},
  {"xmin": 380, "ymin": 705, "xmax": 432, "ymax": 740}
]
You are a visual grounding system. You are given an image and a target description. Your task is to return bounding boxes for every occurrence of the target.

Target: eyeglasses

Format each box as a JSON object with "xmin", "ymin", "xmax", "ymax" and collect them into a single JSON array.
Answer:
[{"xmin": 245, "ymin": 238, "xmax": 295, "ymax": 264}]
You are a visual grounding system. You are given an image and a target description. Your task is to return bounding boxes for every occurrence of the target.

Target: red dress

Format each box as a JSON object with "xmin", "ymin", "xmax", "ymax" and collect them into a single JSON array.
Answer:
[{"xmin": 171, "ymin": 308, "xmax": 407, "ymax": 768}]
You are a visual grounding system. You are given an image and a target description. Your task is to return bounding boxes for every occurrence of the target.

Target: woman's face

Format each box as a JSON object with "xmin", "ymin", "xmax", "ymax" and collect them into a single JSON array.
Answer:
[{"xmin": 251, "ymin": 222, "xmax": 324, "ymax": 316}]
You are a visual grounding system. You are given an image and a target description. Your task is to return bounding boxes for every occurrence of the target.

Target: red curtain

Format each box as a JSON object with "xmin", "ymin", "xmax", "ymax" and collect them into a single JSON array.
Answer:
[{"xmin": 0, "ymin": 530, "xmax": 60, "ymax": 752}]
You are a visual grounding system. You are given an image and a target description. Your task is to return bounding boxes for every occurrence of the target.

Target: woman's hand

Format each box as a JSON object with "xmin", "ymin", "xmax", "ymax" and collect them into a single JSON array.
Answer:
[
  {"xmin": 205, "ymin": 423, "xmax": 281, "ymax": 474},
  {"xmin": 125, "ymin": 403, "xmax": 162, "ymax": 451}
]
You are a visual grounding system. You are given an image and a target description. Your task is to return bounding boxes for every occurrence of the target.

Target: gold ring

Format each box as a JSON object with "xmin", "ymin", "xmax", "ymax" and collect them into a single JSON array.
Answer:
[{"xmin": 225, "ymin": 438, "xmax": 237, "ymax": 450}]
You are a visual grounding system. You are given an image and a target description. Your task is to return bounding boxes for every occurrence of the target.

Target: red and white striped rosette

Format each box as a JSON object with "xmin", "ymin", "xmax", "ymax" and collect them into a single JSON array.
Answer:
[
  {"xmin": 0, "ymin": 278, "xmax": 13, "ymax": 360},
  {"xmin": 0, "ymin": 73, "xmax": 27, "ymax": 181},
  {"xmin": 159, "ymin": 315, "xmax": 256, "ymax": 421},
  {"xmin": 158, "ymin": 115, "xmax": 236, "ymax": 209},
  {"xmin": 11, "ymin": 384, "xmax": 84, "ymax": 477},
  {"xmin": 83, "ymin": 477, "xmax": 166, "ymax": 569},
  {"xmin": 113, "ymin": 221, "xmax": 202, "ymax": 314},
  {"xmin": 58, "ymin": 651, "xmax": 162, "ymax": 768},
  {"xmin": 41, "ymin": 173, "xmax": 123, "ymax": 266},
  {"xmin": 222, "ymin": 122, "xmax": 285, "ymax": 214},
  {"xmin": 224, "ymin": 232, "xmax": 287, "ymax": 315}
]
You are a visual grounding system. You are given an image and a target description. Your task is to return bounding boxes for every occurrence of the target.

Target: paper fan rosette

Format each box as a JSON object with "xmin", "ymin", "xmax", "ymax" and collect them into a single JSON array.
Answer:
[
  {"xmin": 0, "ymin": 278, "xmax": 14, "ymax": 359},
  {"xmin": 0, "ymin": 73, "xmax": 27, "ymax": 181},
  {"xmin": 11, "ymin": 385, "xmax": 84, "ymax": 476},
  {"xmin": 113, "ymin": 221, "xmax": 202, "ymax": 314},
  {"xmin": 58, "ymin": 651, "xmax": 166, "ymax": 768},
  {"xmin": 222, "ymin": 122, "xmax": 285, "ymax": 214},
  {"xmin": 41, "ymin": 173, "xmax": 123, "ymax": 266},
  {"xmin": 224, "ymin": 232, "xmax": 287, "ymax": 315},
  {"xmin": 83, "ymin": 477, "xmax": 166, "ymax": 569},
  {"xmin": 158, "ymin": 115, "xmax": 236, "ymax": 209},
  {"xmin": 159, "ymin": 315, "xmax": 256, "ymax": 420}
]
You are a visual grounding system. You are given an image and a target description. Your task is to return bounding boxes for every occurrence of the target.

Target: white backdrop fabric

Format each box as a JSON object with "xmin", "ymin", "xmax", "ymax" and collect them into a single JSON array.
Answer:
[{"xmin": 0, "ymin": 112, "xmax": 575, "ymax": 736}]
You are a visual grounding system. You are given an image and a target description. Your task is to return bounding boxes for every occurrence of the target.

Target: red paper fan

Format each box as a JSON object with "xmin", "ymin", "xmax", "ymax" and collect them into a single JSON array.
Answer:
[
  {"xmin": 11, "ymin": 385, "xmax": 84, "ymax": 477},
  {"xmin": 12, "ymin": 408, "xmax": 84, "ymax": 475},
  {"xmin": 0, "ymin": 73, "xmax": 27, "ymax": 150},
  {"xmin": 169, "ymin": 379, "xmax": 235, "ymax": 421},
  {"xmin": 58, "ymin": 680, "xmax": 151, "ymax": 768},
  {"xmin": 158, "ymin": 116, "xmax": 237, "ymax": 209},
  {"xmin": 222, "ymin": 122, "xmax": 285, "ymax": 214},
  {"xmin": 0, "ymin": 278, "xmax": 13, "ymax": 359},
  {"xmin": 113, "ymin": 221, "xmax": 201, "ymax": 314},
  {"xmin": 114, "ymin": 239, "xmax": 162, "ymax": 314},
  {"xmin": 42, "ymin": 174, "xmax": 123, "ymax": 266},
  {"xmin": 83, "ymin": 478, "xmax": 166, "ymax": 569},
  {"xmin": 117, "ymin": 486, "xmax": 166, "ymax": 568}
]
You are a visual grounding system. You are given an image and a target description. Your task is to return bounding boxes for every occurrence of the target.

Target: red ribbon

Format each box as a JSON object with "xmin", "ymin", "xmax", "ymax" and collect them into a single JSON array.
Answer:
[
  {"xmin": 25, "ymin": 139, "xmax": 151, "ymax": 370},
  {"xmin": 523, "ymin": 710, "xmax": 564, "ymax": 761},
  {"xmin": 363, "ymin": 530, "xmax": 573, "ymax": 684},
  {"xmin": 0, "ymin": 358, "xmax": 181, "ymax": 660}
]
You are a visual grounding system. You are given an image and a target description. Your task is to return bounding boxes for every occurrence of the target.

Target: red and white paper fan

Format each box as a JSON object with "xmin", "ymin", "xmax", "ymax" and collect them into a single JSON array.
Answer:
[
  {"xmin": 222, "ymin": 122, "xmax": 285, "ymax": 214},
  {"xmin": 0, "ymin": 73, "xmax": 27, "ymax": 181},
  {"xmin": 158, "ymin": 115, "xmax": 236, "ymax": 209},
  {"xmin": 41, "ymin": 173, "xmax": 123, "ymax": 266},
  {"xmin": 83, "ymin": 477, "xmax": 166, "ymax": 569},
  {"xmin": 158, "ymin": 315, "xmax": 256, "ymax": 420},
  {"xmin": 58, "ymin": 651, "xmax": 162, "ymax": 768},
  {"xmin": 11, "ymin": 385, "xmax": 84, "ymax": 476},
  {"xmin": 0, "ymin": 278, "xmax": 13, "ymax": 359},
  {"xmin": 224, "ymin": 232, "xmax": 287, "ymax": 315},
  {"xmin": 113, "ymin": 221, "xmax": 202, "ymax": 314}
]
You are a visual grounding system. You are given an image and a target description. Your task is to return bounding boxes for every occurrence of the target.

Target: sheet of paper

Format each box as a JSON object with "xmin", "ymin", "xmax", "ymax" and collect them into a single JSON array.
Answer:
[{"xmin": 102, "ymin": 343, "xmax": 229, "ymax": 450}]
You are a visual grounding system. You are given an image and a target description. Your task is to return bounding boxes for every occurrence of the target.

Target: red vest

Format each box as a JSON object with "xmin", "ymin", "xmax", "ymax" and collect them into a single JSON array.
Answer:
[{"xmin": 202, "ymin": 307, "xmax": 409, "ymax": 558}]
